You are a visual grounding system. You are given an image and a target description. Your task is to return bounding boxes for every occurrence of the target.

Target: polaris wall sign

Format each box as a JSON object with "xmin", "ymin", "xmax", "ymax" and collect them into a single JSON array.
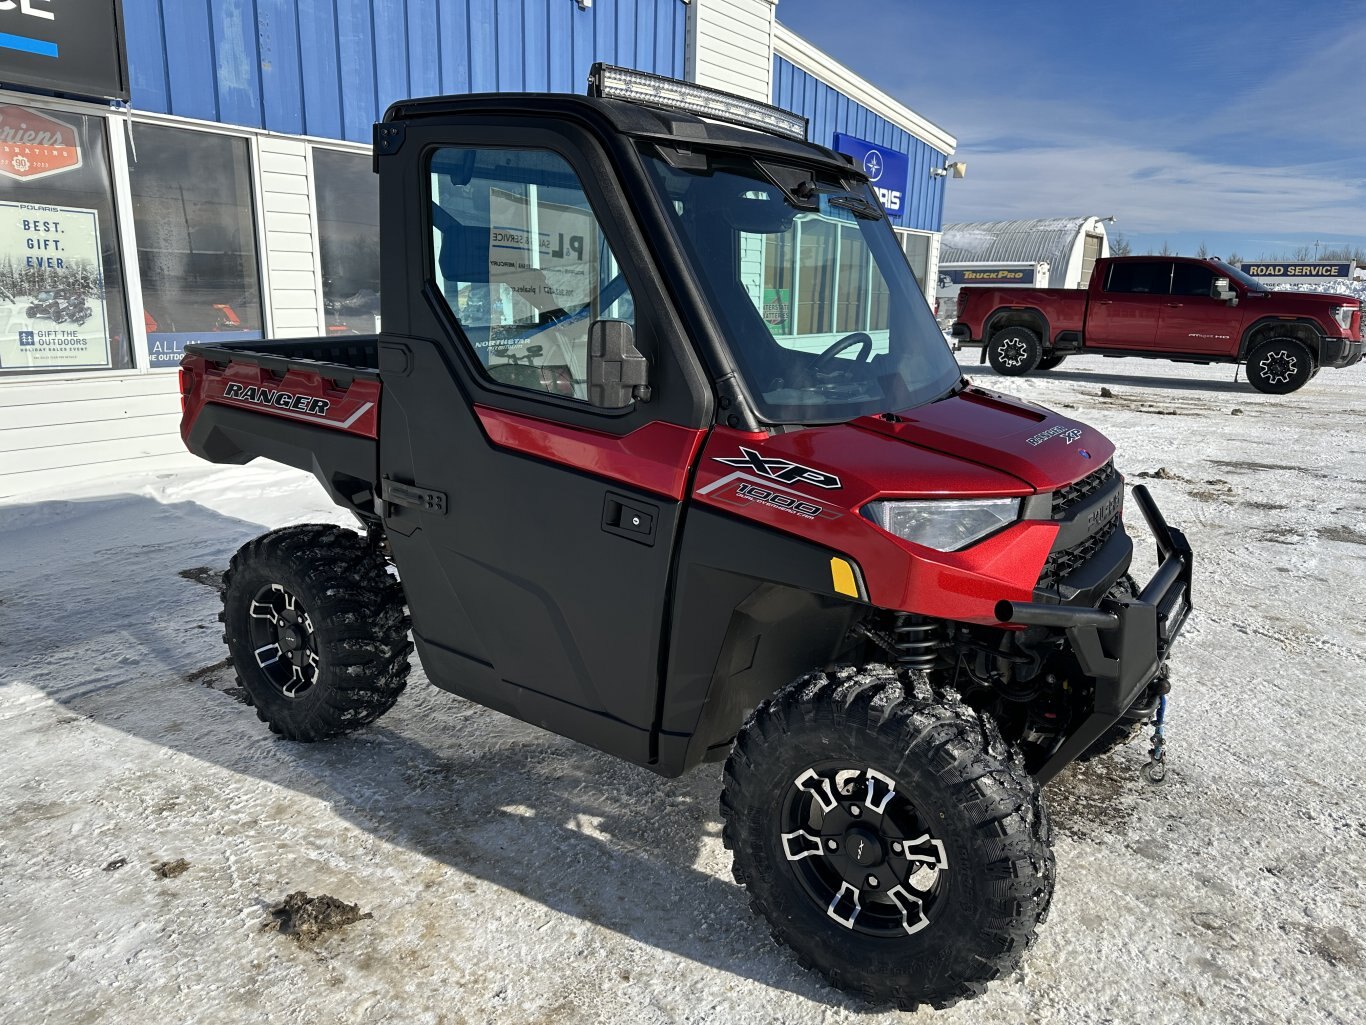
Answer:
[
  {"xmin": 0, "ymin": 1, "xmax": 129, "ymax": 101},
  {"xmin": 833, "ymin": 133, "xmax": 910, "ymax": 217}
]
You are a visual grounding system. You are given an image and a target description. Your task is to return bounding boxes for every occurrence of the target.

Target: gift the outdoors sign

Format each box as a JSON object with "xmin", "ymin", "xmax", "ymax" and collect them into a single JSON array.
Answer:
[
  {"xmin": 0, "ymin": 1, "xmax": 129, "ymax": 101},
  {"xmin": 0, "ymin": 199, "xmax": 112, "ymax": 371}
]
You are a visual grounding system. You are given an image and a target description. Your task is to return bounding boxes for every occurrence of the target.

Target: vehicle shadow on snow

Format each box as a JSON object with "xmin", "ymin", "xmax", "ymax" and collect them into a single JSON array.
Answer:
[
  {"xmin": 2, "ymin": 492, "xmax": 1127, "ymax": 1010},
  {"xmin": 956, "ymin": 360, "xmax": 1254, "ymax": 395},
  {"xmin": 0, "ymin": 493, "xmax": 853, "ymax": 1005}
]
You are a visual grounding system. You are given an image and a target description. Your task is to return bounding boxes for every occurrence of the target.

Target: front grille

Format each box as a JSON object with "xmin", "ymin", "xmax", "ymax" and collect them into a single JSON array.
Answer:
[
  {"xmin": 1039, "ymin": 518, "xmax": 1120, "ymax": 589},
  {"xmin": 1051, "ymin": 460, "xmax": 1117, "ymax": 519}
]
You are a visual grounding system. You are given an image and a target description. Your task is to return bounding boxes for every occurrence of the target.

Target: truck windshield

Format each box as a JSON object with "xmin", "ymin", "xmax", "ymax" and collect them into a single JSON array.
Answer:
[{"xmin": 642, "ymin": 150, "xmax": 960, "ymax": 424}]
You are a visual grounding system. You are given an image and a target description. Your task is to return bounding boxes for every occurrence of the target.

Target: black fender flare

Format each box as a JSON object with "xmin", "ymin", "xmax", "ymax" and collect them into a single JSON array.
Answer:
[
  {"xmin": 1238, "ymin": 316, "xmax": 1326, "ymax": 361},
  {"xmin": 983, "ymin": 306, "xmax": 1053, "ymax": 349}
]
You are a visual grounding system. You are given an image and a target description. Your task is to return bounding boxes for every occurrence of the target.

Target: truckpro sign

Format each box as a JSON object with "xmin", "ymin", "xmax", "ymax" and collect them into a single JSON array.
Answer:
[
  {"xmin": 832, "ymin": 134, "xmax": 910, "ymax": 217},
  {"xmin": 940, "ymin": 267, "xmax": 1038, "ymax": 285},
  {"xmin": 0, "ymin": 0, "xmax": 129, "ymax": 101}
]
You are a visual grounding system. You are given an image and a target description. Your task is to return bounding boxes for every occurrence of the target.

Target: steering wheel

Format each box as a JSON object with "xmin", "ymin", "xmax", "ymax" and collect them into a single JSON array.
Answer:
[{"xmin": 811, "ymin": 332, "xmax": 875, "ymax": 374}]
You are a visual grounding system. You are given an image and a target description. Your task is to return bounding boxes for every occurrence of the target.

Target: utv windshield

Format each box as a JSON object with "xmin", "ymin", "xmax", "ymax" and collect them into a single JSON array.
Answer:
[{"xmin": 643, "ymin": 150, "xmax": 960, "ymax": 424}]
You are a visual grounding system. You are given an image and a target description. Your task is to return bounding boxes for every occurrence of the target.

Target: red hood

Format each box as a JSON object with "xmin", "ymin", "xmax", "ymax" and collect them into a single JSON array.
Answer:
[
  {"xmin": 695, "ymin": 386, "xmax": 1113, "ymax": 506},
  {"xmin": 854, "ymin": 385, "xmax": 1114, "ymax": 492}
]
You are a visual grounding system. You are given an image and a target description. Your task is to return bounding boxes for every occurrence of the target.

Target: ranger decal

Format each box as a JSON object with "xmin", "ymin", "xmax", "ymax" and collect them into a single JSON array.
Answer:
[{"xmin": 223, "ymin": 382, "xmax": 331, "ymax": 416}]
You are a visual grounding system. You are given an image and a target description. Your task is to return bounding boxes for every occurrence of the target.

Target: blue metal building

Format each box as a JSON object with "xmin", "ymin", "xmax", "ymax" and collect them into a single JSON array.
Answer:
[{"xmin": 0, "ymin": 0, "xmax": 956, "ymax": 495}]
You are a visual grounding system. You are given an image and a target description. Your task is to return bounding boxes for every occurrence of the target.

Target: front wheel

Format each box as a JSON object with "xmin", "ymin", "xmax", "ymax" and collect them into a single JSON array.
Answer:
[
  {"xmin": 987, "ymin": 326, "xmax": 1043, "ymax": 376},
  {"xmin": 721, "ymin": 666, "xmax": 1054, "ymax": 1010},
  {"xmin": 1246, "ymin": 338, "xmax": 1315, "ymax": 394},
  {"xmin": 221, "ymin": 524, "xmax": 413, "ymax": 741}
]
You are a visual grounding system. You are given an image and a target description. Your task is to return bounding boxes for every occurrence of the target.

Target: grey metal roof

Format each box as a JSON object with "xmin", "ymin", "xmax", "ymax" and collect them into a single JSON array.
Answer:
[{"xmin": 939, "ymin": 217, "xmax": 1095, "ymax": 270}]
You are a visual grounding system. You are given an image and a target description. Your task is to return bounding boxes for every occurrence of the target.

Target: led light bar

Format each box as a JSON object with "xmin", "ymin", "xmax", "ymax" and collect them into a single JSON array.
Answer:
[{"xmin": 588, "ymin": 63, "xmax": 808, "ymax": 142}]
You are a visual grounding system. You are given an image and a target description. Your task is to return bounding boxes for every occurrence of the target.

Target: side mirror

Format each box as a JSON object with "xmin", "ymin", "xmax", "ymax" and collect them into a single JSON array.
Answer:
[
  {"xmin": 1213, "ymin": 277, "xmax": 1238, "ymax": 305},
  {"xmin": 588, "ymin": 320, "xmax": 650, "ymax": 408}
]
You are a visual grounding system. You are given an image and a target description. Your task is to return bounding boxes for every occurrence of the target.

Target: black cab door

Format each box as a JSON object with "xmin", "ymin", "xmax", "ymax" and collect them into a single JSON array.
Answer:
[{"xmin": 374, "ymin": 117, "xmax": 713, "ymax": 767}]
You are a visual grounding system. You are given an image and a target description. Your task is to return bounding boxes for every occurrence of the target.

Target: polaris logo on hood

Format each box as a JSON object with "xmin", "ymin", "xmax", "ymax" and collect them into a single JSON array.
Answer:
[{"xmin": 223, "ymin": 382, "xmax": 331, "ymax": 416}]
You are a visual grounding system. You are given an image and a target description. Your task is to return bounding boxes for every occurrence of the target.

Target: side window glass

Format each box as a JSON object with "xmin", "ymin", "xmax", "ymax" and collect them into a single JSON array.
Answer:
[
  {"xmin": 429, "ymin": 147, "xmax": 634, "ymax": 401},
  {"xmin": 1105, "ymin": 261, "xmax": 1171, "ymax": 295},
  {"xmin": 1171, "ymin": 263, "xmax": 1216, "ymax": 297}
]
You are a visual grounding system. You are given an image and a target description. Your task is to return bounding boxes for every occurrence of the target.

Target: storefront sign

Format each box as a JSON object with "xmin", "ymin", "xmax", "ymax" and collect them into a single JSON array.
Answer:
[
  {"xmin": 1239, "ymin": 262, "xmax": 1354, "ymax": 280},
  {"xmin": 0, "ymin": 0, "xmax": 128, "ymax": 100},
  {"xmin": 145, "ymin": 330, "xmax": 261, "ymax": 369},
  {"xmin": 762, "ymin": 286, "xmax": 791, "ymax": 336},
  {"xmin": 832, "ymin": 133, "xmax": 910, "ymax": 217},
  {"xmin": 939, "ymin": 266, "xmax": 1037, "ymax": 285},
  {"xmin": 0, "ymin": 199, "xmax": 111, "ymax": 370},
  {"xmin": 0, "ymin": 103, "xmax": 82, "ymax": 181}
]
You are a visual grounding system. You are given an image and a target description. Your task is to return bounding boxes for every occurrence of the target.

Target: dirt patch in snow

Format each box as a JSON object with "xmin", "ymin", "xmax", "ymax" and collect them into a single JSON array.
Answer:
[
  {"xmin": 102, "ymin": 858, "xmax": 127, "ymax": 872},
  {"xmin": 185, "ymin": 657, "xmax": 232, "ymax": 683},
  {"xmin": 1319, "ymin": 526, "xmax": 1366, "ymax": 546},
  {"xmin": 178, "ymin": 566, "xmax": 225, "ymax": 591},
  {"xmin": 152, "ymin": 858, "xmax": 190, "ymax": 879},
  {"xmin": 263, "ymin": 891, "xmax": 372, "ymax": 945}
]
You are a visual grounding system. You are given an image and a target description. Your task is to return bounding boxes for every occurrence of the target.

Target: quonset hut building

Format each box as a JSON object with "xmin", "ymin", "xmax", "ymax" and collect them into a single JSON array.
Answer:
[
  {"xmin": 0, "ymin": 0, "xmax": 958, "ymax": 495},
  {"xmin": 939, "ymin": 216, "xmax": 1112, "ymax": 292}
]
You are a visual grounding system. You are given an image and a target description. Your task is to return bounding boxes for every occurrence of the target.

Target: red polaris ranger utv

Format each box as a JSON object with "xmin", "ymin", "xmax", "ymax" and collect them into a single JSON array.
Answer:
[{"xmin": 179, "ymin": 67, "xmax": 1193, "ymax": 1009}]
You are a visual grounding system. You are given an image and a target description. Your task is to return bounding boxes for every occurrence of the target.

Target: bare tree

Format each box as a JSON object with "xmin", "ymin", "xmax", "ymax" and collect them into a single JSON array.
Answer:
[
  {"xmin": 1227, "ymin": 250, "xmax": 1242, "ymax": 266},
  {"xmin": 1159, "ymin": 241, "xmax": 1173, "ymax": 257},
  {"xmin": 1110, "ymin": 231, "xmax": 1133, "ymax": 257},
  {"xmin": 1196, "ymin": 241, "xmax": 1209, "ymax": 258}
]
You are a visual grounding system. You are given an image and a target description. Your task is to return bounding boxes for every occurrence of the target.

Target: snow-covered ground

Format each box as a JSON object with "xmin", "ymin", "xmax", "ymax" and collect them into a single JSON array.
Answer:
[{"xmin": 2, "ymin": 355, "xmax": 1365, "ymax": 1024}]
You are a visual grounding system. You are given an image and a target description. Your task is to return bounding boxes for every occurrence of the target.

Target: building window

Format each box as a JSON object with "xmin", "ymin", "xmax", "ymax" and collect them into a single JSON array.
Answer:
[
  {"xmin": 127, "ymin": 123, "xmax": 263, "ymax": 368},
  {"xmin": 900, "ymin": 231, "xmax": 931, "ymax": 293},
  {"xmin": 315, "ymin": 147, "xmax": 380, "ymax": 334},
  {"xmin": 0, "ymin": 102, "xmax": 131, "ymax": 375}
]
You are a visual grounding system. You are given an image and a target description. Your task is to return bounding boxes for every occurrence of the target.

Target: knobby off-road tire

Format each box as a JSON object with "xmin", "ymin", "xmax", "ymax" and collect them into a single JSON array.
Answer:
[
  {"xmin": 221, "ymin": 524, "xmax": 413, "ymax": 741},
  {"xmin": 1246, "ymin": 338, "xmax": 1315, "ymax": 394},
  {"xmin": 721, "ymin": 665, "xmax": 1054, "ymax": 1010},
  {"xmin": 987, "ymin": 326, "xmax": 1043, "ymax": 376},
  {"xmin": 1036, "ymin": 352, "xmax": 1068, "ymax": 371}
]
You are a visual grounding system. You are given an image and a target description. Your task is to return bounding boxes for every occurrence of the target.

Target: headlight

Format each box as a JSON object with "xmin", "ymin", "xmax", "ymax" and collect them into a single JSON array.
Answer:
[
  {"xmin": 864, "ymin": 497, "xmax": 1022, "ymax": 551},
  {"xmin": 1331, "ymin": 305, "xmax": 1355, "ymax": 332}
]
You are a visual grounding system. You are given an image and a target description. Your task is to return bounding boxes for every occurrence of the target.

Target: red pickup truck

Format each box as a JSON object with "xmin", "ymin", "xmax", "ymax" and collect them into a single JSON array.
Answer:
[{"xmin": 952, "ymin": 256, "xmax": 1362, "ymax": 393}]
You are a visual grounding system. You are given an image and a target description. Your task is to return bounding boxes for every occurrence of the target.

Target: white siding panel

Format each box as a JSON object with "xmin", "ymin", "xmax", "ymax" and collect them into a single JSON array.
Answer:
[
  {"xmin": 0, "ymin": 372, "xmax": 177, "ymax": 408},
  {"xmin": 0, "ymin": 413, "xmax": 179, "ymax": 454},
  {"xmin": 269, "ymin": 270, "xmax": 316, "ymax": 292},
  {"xmin": 271, "ymin": 288, "xmax": 322, "ymax": 310},
  {"xmin": 263, "ymin": 211, "xmax": 312, "ymax": 235},
  {"xmin": 258, "ymin": 149, "xmax": 307, "ymax": 176},
  {"xmin": 688, "ymin": 0, "xmax": 775, "ymax": 102},
  {"xmin": 264, "ymin": 191, "xmax": 312, "ymax": 216},
  {"xmin": 267, "ymin": 251, "xmax": 316, "ymax": 273},
  {"xmin": 266, "ymin": 231, "xmax": 315, "ymax": 253},
  {"xmin": 261, "ymin": 170, "xmax": 310, "ymax": 195},
  {"xmin": 2, "ymin": 430, "xmax": 187, "ymax": 478},
  {"xmin": 0, "ymin": 391, "xmax": 178, "ymax": 431},
  {"xmin": 271, "ymin": 308, "xmax": 322, "ymax": 331}
]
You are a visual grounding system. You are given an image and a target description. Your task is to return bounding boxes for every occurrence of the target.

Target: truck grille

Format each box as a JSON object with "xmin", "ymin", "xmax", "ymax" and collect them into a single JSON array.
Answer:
[
  {"xmin": 1039, "ymin": 519, "xmax": 1121, "ymax": 589},
  {"xmin": 1051, "ymin": 460, "xmax": 1116, "ymax": 518}
]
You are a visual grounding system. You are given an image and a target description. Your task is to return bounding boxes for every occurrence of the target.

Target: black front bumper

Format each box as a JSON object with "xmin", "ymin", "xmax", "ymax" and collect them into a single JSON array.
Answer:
[
  {"xmin": 1322, "ymin": 337, "xmax": 1363, "ymax": 368},
  {"xmin": 997, "ymin": 484, "xmax": 1193, "ymax": 783}
]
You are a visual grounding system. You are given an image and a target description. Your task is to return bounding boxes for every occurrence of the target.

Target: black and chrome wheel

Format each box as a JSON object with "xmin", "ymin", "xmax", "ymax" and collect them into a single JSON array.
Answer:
[
  {"xmin": 779, "ymin": 763, "xmax": 949, "ymax": 938},
  {"xmin": 1247, "ymin": 338, "xmax": 1315, "ymax": 394},
  {"xmin": 722, "ymin": 665, "xmax": 1053, "ymax": 1010},
  {"xmin": 987, "ymin": 326, "xmax": 1043, "ymax": 376},
  {"xmin": 245, "ymin": 583, "xmax": 321, "ymax": 699},
  {"xmin": 221, "ymin": 524, "xmax": 412, "ymax": 741}
]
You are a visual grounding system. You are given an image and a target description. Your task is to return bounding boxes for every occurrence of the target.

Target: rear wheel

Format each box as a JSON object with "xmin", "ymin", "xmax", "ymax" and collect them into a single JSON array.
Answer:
[
  {"xmin": 722, "ymin": 666, "xmax": 1053, "ymax": 1009},
  {"xmin": 221, "ymin": 524, "xmax": 413, "ymax": 740},
  {"xmin": 1246, "ymin": 338, "xmax": 1315, "ymax": 394},
  {"xmin": 987, "ymin": 327, "xmax": 1043, "ymax": 376},
  {"xmin": 1037, "ymin": 352, "xmax": 1068, "ymax": 371}
]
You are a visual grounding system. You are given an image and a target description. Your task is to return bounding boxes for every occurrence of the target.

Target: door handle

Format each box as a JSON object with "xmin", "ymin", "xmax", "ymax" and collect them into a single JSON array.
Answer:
[
  {"xmin": 1166, "ymin": 303, "xmax": 1184, "ymax": 308},
  {"xmin": 1096, "ymin": 300, "xmax": 1113, "ymax": 305},
  {"xmin": 602, "ymin": 492, "xmax": 658, "ymax": 546}
]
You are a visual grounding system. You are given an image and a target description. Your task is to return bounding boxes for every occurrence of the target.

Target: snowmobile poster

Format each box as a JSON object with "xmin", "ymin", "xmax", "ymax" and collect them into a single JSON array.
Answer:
[{"xmin": 0, "ymin": 200, "xmax": 111, "ymax": 371}]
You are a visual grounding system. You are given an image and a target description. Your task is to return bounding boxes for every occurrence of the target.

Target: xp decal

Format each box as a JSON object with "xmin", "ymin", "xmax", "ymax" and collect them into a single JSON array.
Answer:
[
  {"xmin": 714, "ymin": 447, "xmax": 842, "ymax": 490},
  {"xmin": 1026, "ymin": 425, "xmax": 1083, "ymax": 447}
]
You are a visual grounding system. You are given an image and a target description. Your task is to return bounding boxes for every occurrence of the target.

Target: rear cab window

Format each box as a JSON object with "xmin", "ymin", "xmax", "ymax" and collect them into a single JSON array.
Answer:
[{"xmin": 1105, "ymin": 261, "xmax": 1172, "ymax": 295}]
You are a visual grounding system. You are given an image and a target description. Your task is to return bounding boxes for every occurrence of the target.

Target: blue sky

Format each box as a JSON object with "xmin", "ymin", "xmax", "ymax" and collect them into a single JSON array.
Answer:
[{"xmin": 776, "ymin": 0, "xmax": 1366, "ymax": 261}]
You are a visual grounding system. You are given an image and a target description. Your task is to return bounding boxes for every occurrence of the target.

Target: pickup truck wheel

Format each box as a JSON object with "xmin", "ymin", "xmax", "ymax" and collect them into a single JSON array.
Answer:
[
  {"xmin": 220, "ymin": 524, "xmax": 413, "ymax": 741},
  {"xmin": 1037, "ymin": 352, "xmax": 1068, "ymax": 371},
  {"xmin": 721, "ymin": 665, "xmax": 1053, "ymax": 1010},
  {"xmin": 987, "ymin": 327, "xmax": 1043, "ymax": 376},
  {"xmin": 1246, "ymin": 339, "xmax": 1315, "ymax": 394}
]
